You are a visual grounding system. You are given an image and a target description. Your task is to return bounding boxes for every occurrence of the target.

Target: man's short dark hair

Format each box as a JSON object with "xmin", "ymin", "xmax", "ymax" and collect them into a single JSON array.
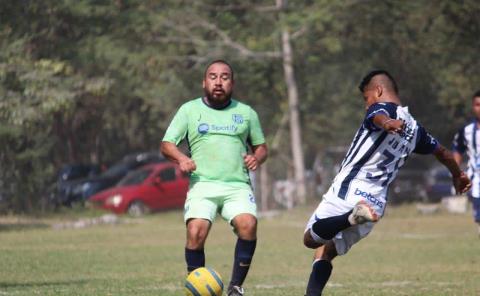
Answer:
[
  {"xmin": 358, "ymin": 70, "xmax": 398, "ymax": 94},
  {"xmin": 204, "ymin": 59, "xmax": 234, "ymax": 80},
  {"xmin": 473, "ymin": 90, "xmax": 480, "ymax": 100}
]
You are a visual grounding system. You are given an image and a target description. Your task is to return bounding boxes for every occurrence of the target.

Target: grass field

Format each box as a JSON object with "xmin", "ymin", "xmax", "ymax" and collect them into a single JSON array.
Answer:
[{"xmin": 1, "ymin": 203, "xmax": 479, "ymax": 296}]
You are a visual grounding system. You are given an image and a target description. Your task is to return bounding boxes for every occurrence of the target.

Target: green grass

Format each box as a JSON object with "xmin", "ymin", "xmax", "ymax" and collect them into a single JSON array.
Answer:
[{"xmin": 1, "ymin": 204, "xmax": 479, "ymax": 295}]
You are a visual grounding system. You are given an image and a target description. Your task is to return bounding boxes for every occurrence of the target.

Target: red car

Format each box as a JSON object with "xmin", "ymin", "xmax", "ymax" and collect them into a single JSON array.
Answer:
[{"xmin": 90, "ymin": 162, "xmax": 189, "ymax": 216}]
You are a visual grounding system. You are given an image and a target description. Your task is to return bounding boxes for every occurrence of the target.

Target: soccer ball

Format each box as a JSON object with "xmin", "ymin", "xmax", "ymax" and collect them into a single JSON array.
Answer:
[{"xmin": 185, "ymin": 267, "xmax": 224, "ymax": 296}]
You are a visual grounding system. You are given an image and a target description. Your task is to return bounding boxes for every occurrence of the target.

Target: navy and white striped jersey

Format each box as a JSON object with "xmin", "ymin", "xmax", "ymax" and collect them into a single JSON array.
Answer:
[
  {"xmin": 453, "ymin": 121, "xmax": 480, "ymax": 197},
  {"xmin": 326, "ymin": 102, "xmax": 438, "ymax": 209}
]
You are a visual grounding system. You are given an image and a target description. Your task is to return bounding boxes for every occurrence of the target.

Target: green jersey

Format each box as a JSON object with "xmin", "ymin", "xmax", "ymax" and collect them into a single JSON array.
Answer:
[{"xmin": 163, "ymin": 97, "xmax": 265, "ymax": 187}]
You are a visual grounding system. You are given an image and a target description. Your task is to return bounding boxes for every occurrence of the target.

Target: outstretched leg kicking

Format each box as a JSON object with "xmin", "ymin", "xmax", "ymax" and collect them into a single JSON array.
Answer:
[{"xmin": 303, "ymin": 201, "xmax": 379, "ymax": 296}]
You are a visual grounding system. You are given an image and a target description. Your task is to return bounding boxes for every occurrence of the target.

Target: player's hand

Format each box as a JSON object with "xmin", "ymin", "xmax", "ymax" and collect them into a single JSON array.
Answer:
[
  {"xmin": 383, "ymin": 119, "xmax": 404, "ymax": 134},
  {"xmin": 179, "ymin": 157, "xmax": 196, "ymax": 173},
  {"xmin": 453, "ymin": 172, "xmax": 471, "ymax": 194},
  {"xmin": 243, "ymin": 154, "xmax": 259, "ymax": 171}
]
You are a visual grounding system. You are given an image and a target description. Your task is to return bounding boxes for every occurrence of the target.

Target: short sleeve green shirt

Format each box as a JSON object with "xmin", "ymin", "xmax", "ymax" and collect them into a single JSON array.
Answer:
[{"xmin": 163, "ymin": 98, "xmax": 265, "ymax": 187}]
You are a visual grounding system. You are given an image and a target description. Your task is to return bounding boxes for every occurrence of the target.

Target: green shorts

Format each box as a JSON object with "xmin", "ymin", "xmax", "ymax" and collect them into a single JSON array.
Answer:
[{"xmin": 184, "ymin": 181, "xmax": 257, "ymax": 224}]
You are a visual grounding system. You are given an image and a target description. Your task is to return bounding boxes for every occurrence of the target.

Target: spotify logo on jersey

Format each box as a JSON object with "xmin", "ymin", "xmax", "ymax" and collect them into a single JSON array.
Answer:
[{"xmin": 198, "ymin": 123, "xmax": 209, "ymax": 134}]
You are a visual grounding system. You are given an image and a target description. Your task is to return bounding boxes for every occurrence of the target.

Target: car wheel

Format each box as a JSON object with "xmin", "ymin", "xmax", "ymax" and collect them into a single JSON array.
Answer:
[{"xmin": 127, "ymin": 200, "xmax": 149, "ymax": 217}]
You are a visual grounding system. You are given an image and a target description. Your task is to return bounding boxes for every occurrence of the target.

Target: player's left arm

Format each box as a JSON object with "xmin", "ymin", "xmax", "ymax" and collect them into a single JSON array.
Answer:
[
  {"xmin": 415, "ymin": 124, "xmax": 471, "ymax": 194},
  {"xmin": 244, "ymin": 144, "xmax": 268, "ymax": 171},
  {"xmin": 372, "ymin": 113, "xmax": 404, "ymax": 134},
  {"xmin": 433, "ymin": 144, "xmax": 471, "ymax": 194},
  {"xmin": 364, "ymin": 103, "xmax": 403, "ymax": 133},
  {"xmin": 452, "ymin": 151, "xmax": 463, "ymax": 167},
  {"xmin": 452, "ymin": 127, "xmax": 467, "ymax": 166},
  {"xmin": 244, "ymin": 107, "xmax": 268, "ymax": 171}
]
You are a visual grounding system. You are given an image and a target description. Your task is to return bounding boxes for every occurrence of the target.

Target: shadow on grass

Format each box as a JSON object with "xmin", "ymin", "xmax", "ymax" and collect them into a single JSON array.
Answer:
[
  {"xmin": 0, "ymin": 222, "xmax": 50, "ymax": 232},
  {"xmin": 0, "ymin": 279, "xmax": 89, "ymax": 288}
]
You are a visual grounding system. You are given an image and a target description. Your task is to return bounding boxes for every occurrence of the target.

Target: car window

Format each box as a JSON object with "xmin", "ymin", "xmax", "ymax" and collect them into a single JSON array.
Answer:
[
  {"xmin": 159, "ymin": 167, "xmax": 176, "ymax": 182},
  {"xmin": 102, "ymin": 162, "xmax": 130, "ymax": 178},
  {"xmin": 61, "ymin": 169, "xmax": 85, "ymax": 181},
  {"xmin": 60, "ymin": 165, "xmax": 96, "ymax": 181},
  {"xmin": 117, "ymin": 169, "xmax": 152, "ymax": 186},
  {"xmin": 102, "ymin": 154, "xmax": 163, "ymax": 178}
]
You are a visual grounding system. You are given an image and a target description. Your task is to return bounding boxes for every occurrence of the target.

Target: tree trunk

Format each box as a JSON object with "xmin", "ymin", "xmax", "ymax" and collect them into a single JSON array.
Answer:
[
  {"xmin": 278, "ymin": 10, "xmax": 307, "ymax": 204},
  {"xmin": 90, "ymin": 133, "xmax": 100, "ymax": 164}
]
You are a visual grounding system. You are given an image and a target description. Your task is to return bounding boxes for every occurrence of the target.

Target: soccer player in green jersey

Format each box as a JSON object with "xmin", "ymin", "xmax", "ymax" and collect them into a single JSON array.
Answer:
[{"xmin": 161, "ymin": 60, "xmax": 268, "ymax": 296}]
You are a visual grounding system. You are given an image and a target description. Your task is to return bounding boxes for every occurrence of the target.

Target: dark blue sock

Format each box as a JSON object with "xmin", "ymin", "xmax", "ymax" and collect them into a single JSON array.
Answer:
[
  {"xmin": 185, "ymin": 248, "xmax": 205, "ymax": 273},
  {"xmin": 230, "ymin": 238, "xmax": 257, "ymax": 287},
  {"xmin": 305, "ymin": 260, "xmax": 332, "ymax": 296},
  {"xmin": 311, "ymin": 211, "xmax": 352, "ymax": 240}
]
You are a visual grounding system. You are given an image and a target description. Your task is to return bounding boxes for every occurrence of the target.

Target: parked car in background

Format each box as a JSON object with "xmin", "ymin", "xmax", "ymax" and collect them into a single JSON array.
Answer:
[
  {"xmin": 89, "ymin": 162, "xmax": 189, "ymax": 216},
  {"xmin": 425, "ymin": 165, "xmax": 454, "ymax": 202},
  {"xmin": 58, "ymin": 164, "xmax": 102, "ymax": 181},
  {"xmin": 50, "ymin": 164, "xmax": 102, "ymax": 207},
  {"xmin": 389, "ymin": 163, "xmax": 455, "ymax": 204},
  {"xmin": 52, "ymin": 152, "xmax": 165, "ymax": 206}
]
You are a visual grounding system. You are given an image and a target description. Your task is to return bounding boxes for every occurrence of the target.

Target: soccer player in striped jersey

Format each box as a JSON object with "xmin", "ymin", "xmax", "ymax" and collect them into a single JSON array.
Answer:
[
  {"xmin": 303, "ymin": 70, "xmax": 471, "ymax": 296},
  {"xmin": 452, "ymin": 90, "xmax": 480, "ymax": 236}
]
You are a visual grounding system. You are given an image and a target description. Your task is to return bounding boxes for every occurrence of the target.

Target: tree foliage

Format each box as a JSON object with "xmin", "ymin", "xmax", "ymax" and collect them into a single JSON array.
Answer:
[{"xmin": 0, "ymin": 0, "xmax": 479, "ymax": 212}]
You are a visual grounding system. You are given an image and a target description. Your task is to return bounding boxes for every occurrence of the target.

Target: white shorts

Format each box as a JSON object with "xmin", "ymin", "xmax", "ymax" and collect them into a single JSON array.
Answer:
[{"xmin": 305, "ymin": 190, "xmax": 381, "ymax": 255}]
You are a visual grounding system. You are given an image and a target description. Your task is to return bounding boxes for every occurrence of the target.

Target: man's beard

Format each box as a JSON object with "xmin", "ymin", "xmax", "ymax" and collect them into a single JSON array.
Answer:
[{"xmin": 204, "ymin": 88, "xmax": 233, "ymax": 105}]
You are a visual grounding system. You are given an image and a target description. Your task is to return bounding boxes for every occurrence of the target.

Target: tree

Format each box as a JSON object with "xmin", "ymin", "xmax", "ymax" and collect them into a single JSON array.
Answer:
[
  {"xmin": 277, "ymin": 0, "xmax": 307, "ymax": 204},
  {"xmin": 1, "ymin": 0, "xmax": 479, "ymax": 213}
]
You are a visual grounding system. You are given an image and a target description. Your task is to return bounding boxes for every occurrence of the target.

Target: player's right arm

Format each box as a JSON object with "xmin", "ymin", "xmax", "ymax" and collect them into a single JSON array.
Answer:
[
  {"xmin": 160, "ymin": 104, "xmax": 196, "ymax": 173},
  {"xmin": 160, "ymin": 142, "xmax": 196, "ymax": 173}
]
